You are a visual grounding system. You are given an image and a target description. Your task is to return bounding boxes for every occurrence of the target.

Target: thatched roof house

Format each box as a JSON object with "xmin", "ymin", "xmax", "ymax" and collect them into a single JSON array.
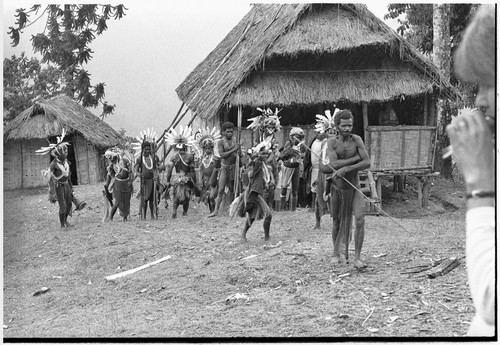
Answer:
[
  {"xmin": 176, "ymin": 3, "xmax": 461, "ymax": 173},
  {"xmin": 4, "ymin": 94, "xmax": 122, "ymax": 189}
]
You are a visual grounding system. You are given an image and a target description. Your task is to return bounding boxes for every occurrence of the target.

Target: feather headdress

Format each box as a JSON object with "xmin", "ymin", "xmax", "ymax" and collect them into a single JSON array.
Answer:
[
  {"xmin": 131, "ymin": 128, "xmax": 158, "ymax": 152},
  {"xmin": 250, "ymin": 134, "xmax": 274, "ymax": 156},
  {"xmin": 315, "ymin": 109, "xmax": 340, "ymax": 134},
  {"xmin": 195, "ymin": 126, "xmax": 221, "ymax": 150},
  {"xmin": 104, "ymin": 147, "xmax": 121, "ymax": 160},
  {"xmin": 131, "ymin": 128, "xmax": 159, "ymax": 159},
  {"xmin": 164, "ymin": 125, "xmax": 196, "ymax": 150},
  {"xmin": 289, "ymin": 127, "xmax": 305, "ymax": 139},
  {"xmin": 247, "ymin": 107, "xmax": 282, "ymax": 133},
  {"xmin": 35, "ymin": 128, "xmax": 70, "ymax": 157}
]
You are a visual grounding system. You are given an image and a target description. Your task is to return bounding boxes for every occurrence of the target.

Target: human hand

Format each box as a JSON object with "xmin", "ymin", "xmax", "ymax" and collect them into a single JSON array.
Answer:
[
  {"xmin": 332, "ymin": 167, "xmax": 348, "ymax": 179},
  {"xmin": 446, "ymin": 108, "xmax": 494, "ymax": 192}
]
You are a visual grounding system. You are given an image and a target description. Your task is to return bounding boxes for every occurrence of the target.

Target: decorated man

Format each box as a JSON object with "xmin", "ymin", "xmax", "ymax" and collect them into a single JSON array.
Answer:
[
  {"xmin": 279, "ymin": 127, "xmax": 307, "ymax": 211},
  {"xmin": 230, "ymin": 136, "xmax": 274, "ymax": 242},
  {"xmin": 208, "ymin": 122, "xmax": 240, "ymax": 217},
  {"xmin": 306, "ymin": 109, "xmax": 338, "ymax": 228},
  {"xmin": 133, "ymin": 128, "xmax": 164, "ymax": 220},
  {"xmin": 103, "ymin": 147, "xmax": 133, "ymax": 221},
  {"xmin": 319, "ymin": 109, "xmax": 371, "ymax": 268},
  {"xmin": 36, "ymin": 128, "xmax": 86, "ymax": 228},
  {"xmin": 194, "ymin": 127, "xmax": 221, "ymax": 213},
  {"xmin": 164, "ymin": 126, "xmax": 198, "ymax": 218},
  {"xmin": 247, "ymin": 107, "xmax": 281, "ymax": 208}
]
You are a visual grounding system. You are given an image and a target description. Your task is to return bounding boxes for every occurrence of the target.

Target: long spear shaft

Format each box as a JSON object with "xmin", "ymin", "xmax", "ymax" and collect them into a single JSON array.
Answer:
[
  {"xmin": 156, "ymin": 103, "xmax": 185, "ymax": 146},
  {"xmin": 304, "ymin": 142, "xmax": 411, "ymax": 234},
  {"xmin": 140, "ymin": 135, "xmax": 146, "ymax": 219},
  {"xmin": 234, "ymin": 106, "xmax": 242, "ymax": 195}
]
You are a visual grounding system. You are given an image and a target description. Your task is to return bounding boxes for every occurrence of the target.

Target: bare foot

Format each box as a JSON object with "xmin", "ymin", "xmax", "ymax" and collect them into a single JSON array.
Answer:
[
  {"xmin": 331, "ymin": 256, "xmax": 341, "ymax": 265},
  {"xmin": 208, "ymin": 212, "xmax": 217, "ymax": 218},
  {"xmin": 353, "ymin": 259, "xmax": 366, "ymax": 269},
  {"xmin": 241, "ymin": 236, "xmax": 247, "ymax": 242}
]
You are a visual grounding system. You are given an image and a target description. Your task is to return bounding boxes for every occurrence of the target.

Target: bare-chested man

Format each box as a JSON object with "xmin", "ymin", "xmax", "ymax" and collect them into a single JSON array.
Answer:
[
  {"xmin": 208, "ymin": 122, "xmax": 240, "ymax": 217},
  {"xmin": 319, "ymin": 109, "xmax": 370, "ymax": 268}
]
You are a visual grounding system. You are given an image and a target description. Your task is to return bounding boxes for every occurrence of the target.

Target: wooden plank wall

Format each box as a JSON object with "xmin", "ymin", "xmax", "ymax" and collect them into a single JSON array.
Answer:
[{"xmin": 4, "ymin": 139, "xmax": 50, "ymax": 189}]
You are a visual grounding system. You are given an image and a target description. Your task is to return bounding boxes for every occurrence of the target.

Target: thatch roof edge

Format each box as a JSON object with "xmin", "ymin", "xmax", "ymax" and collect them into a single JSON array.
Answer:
[
  {"xmin": 176, "ymin": 3, "xmax": 461, "ymax": 120},
  {"xmin": 4, "ymin": 95, "xmax": 123, "ymax": 148}
]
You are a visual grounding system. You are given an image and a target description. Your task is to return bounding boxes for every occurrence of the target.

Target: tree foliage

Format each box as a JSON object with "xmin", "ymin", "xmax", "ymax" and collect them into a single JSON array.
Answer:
[
  {"xmin": 384, "ymin": 4, "xmax": 479, "ymax": 103},
  {"xmin": 7, "ymin": 5, "xmax": 127, "ymax": 118},
  {"xmin": 384, "ymin": 4, "xmax": 479, "ymax": 179},
  {"xmin": 3, "ymin": 53, "xmax": 65, "ymax": 125},
  {"xmin": 385, "ymin": 4, "xmax": 478, "ymax": 60}
]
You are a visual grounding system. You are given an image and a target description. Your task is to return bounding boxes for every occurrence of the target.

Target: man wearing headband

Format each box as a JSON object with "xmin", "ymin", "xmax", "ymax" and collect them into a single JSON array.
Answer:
[
  {"xmin": 305, "ymin": 110, "xmax": 337, "ymax": 227},
  {"xmin": 36, "ymin": 129, "xmax": 86, "ymax": 228},
  {"xmin": 279, "ymin": 127, "xmax": 306, "ymax": 211},
  {"xmin": 165, "ymin": 140, "xmax": 197, "ymax": 218},
  {"xmin": 49, "ymin": 144, "xmax": 74, "ymax": 228},
  {"xmin": 198, "ymin": 137, "xmax": 218, "ymax": 213},
  {"xmin": 135, "ymin": 141, "xmax": 163, "ymax": 219},
  {"xmin": 104, "ymin": 148, "xmax": 133, "ymax": 221},
  {"xmin": 231, "ymin": 140, "xmax": 273, "ymax": 241}
]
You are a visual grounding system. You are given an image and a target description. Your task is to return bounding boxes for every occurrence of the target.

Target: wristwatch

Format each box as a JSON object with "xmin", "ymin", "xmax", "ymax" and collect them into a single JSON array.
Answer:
[{"xmin": 466, "ymin": 190, "xmax": 495, "ymax": 199}]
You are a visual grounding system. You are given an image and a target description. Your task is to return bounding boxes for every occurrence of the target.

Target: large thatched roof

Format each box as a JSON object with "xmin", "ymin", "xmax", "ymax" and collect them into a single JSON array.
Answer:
[
  {"xmin": 176, "ymin": 3, "xmax": 460, "ymax": 120},
  {"xmin": 4, "ymin": 94, "xmax": 122, "ymax": 147}
]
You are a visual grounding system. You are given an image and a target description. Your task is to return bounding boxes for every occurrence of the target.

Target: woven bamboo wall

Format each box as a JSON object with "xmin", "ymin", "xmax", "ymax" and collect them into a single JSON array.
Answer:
[
  {"xmin": 365, "ymin": 126, "xmax": 436, "ymax": 171},
  {"xmin": 4, "ymin": 139, "xmax": 50, "ymax": 189},
  {"xmin": 4, "ymin": 136, "xmax": 105, "ymax": 190},
  {"xmin": 74, "ymin": 135, "xmax": 100, "ymax": 185}
]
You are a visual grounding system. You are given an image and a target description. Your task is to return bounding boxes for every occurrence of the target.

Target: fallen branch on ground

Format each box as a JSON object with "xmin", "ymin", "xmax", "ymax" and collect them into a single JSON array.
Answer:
[
  {"xmin": 105, "ymin": 255, "xmax": 172, "ymax": 281},
  {"xmin": 426, "ymin": 257, "xmax": 461, "ymax": 278}
]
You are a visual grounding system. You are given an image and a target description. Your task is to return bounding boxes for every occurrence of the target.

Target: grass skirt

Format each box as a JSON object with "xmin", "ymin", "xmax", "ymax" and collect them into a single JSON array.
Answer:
[{"xmin": 230, "ymin": 189, "xmax": 272, "ymax": 220}]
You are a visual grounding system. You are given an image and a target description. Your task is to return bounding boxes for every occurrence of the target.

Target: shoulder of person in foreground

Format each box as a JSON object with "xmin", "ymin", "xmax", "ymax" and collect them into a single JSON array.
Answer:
[{"xmin": 326, "ymin": 135, "xmax": 338, "ymax": 148}]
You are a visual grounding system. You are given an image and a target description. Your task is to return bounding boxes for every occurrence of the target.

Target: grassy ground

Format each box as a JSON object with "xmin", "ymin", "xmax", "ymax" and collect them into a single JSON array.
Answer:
[{"xmin": 3, "ymin": 176, "xmax": 475, "ymax": 339}]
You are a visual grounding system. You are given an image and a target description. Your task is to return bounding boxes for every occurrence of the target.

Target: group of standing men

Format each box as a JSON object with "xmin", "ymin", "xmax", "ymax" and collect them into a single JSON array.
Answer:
[
  {"xmin": 196, "ymin": 107, "xmax": 371, "ymax": 268},
  {"xmin": 39, "ymin": 107, "xmax": 371, "ymax": 268}
]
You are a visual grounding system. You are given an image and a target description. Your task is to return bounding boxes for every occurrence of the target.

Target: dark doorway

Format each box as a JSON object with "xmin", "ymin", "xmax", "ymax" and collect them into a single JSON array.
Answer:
[{"xmin": 66, "ymin": 138, "xmax": 78, "ymax": 185}]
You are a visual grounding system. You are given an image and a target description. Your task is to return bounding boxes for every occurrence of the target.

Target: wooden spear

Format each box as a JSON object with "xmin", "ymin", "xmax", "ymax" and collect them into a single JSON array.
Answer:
[{"xmin": 234, "ymin": 105, "xmax": 242, "ymax": 196}]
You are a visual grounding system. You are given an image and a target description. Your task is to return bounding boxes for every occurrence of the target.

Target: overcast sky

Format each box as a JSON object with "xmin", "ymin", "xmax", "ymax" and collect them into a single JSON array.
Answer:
[{"xmin": 3, "ymin": 1, "xmax": 398, "ymax": 138}]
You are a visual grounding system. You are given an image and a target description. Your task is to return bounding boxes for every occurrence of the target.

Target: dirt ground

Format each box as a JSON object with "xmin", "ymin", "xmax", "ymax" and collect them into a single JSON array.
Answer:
[{"xmin": 3, "ymin": 175, "xmax": 478, "ymax": 339}]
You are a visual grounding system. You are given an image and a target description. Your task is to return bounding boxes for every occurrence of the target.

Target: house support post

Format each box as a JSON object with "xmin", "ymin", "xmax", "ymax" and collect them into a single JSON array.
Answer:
[
  {"xmin": 417, "ymin": 176, "xmax": 431, "ymax": 208},
  {"xmin": 423, "ymin": 93, "xmax": 429, "ymax": 126},
  {"xmin": 362, "ymin": 102, "xmax": 369, "ymax": 149}
]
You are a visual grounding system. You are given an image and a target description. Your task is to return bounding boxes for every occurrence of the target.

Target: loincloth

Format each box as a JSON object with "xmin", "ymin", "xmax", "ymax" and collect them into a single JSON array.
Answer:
[
  {"xmin": 113, "ymin": 179, "xmax": 132, "ymax": 218},
  {"xmin": 280, "ymin": 166, "xmax": 296, "ymax": 189},
  {"xmin": 315, "ymin": 171, "xmax": 331, "ymax": 218},
  {"xmin": 333, "ymin": 187, "xmax": 355, "ymax": 245}
]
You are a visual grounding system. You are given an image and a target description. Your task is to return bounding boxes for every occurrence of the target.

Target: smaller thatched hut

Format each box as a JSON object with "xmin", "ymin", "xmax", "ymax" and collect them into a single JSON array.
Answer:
[{"xmin": 3, "ymin": 95, "xmax": 123, "ymax": 189}]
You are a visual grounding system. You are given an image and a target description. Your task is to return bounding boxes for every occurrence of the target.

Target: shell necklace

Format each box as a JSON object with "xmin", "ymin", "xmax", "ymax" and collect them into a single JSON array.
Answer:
[
  {"xmin": 202, "ymin": 154, "xmax": 213, "ymax": 168},
  {"xmin": 142, "ymin": 156, "xmax": 153, "ymax": 170},
  {"xmin": 56, "ymin": 160, "xmax": 70, "ymax": 177}
]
